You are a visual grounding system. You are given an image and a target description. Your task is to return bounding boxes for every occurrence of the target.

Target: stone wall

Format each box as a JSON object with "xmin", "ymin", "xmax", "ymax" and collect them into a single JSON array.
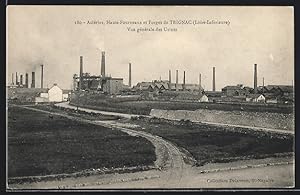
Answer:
[{"xmin": 150, "ymin": 109, "xmax": 294, "ymax": 131}]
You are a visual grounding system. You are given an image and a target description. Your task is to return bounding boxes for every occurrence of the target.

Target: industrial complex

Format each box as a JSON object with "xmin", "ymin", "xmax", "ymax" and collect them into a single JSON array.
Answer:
[{"xmin": 7, "ymin": 50, "xmax": 294, "ymax": 105}]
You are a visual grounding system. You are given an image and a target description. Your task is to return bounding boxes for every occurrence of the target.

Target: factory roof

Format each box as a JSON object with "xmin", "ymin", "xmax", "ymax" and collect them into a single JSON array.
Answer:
[
  {"xmin": 107, "ymin": 77, "xmax": 123, "ymax": 80},
  {"xmin": 270, "ymin": 85, "xmax": 293, "ymax": 93},
  {"xmin": 204, "ymin": 91, "xmax": 223, "ymax": 97},
  {"xmin": 222, "ymin": 85, "xmax": 243, "ymax": 90},
  {"xmin": 62, "ymin": 89, "xmax": 72, "ymax": 94}
]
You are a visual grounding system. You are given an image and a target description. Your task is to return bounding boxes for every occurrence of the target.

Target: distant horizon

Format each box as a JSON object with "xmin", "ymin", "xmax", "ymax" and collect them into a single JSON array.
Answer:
[{"xmin": 7, "ymin": 6, "xmax": 294, "ymax": 90}]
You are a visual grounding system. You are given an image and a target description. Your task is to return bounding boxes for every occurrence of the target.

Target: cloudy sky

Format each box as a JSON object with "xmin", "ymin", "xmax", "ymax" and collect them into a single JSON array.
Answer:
[{"xmin": 7, "ymin": 6, "xmax": 294, "ymax": 90}]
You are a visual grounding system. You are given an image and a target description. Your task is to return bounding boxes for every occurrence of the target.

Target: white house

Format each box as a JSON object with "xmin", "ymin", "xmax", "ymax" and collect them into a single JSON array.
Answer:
[
  {"xmin": 199, "ymin": 94, "xmax": 209, "ymax": 102},
  {"xmin": 35, "ymin": 84, "xmax": 70, "ymax": 103},
  {"xmin": 246, "ymin": 94, "xmax": 265, "ymax": 102},
  {"xmin": 48, "ymin": 84, "xmax": 63, "ymax": 102}
]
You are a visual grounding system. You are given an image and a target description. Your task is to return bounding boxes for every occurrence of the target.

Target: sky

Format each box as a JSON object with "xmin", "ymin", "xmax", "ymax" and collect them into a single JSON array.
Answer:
[{"xmin": 6, "ymin": 6, "xmax": 294, "ymax": 90}]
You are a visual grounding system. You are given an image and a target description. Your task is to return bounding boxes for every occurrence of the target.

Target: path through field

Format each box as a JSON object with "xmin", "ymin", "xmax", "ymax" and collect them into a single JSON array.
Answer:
[{"xmin": 8, "ymin": 104, "xmax": 294, "ymax": 189}]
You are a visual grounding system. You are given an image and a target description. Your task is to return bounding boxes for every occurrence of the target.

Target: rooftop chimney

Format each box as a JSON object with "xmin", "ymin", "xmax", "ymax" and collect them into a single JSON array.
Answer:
[
  {"xmin": 254, "ymin": 64, "xmax": 257, "ymax": 93},
  {"xmin": 101, "ymin": 51, "xmax": 105, "ymax": 77},
  {"xmin": 176, "ymin": 70, "xmax": 178, "ymax": 91},
  {"xmin": 25, "ymin": 73, "xmax": 28, "ymax": 88},
  {"xmin": 20, "ymin": 74, "xmax": 23, "ymax": 86},
  {"xmin": 31, "ymin": 72, "xmax": 35, "ymax": 88},
  {"xmin": 128, "ymin": 63, "xmax": 132, "ymax": 87},
  {"xmin": 183, "ymin": 71, "xmax": 186, "ymax": 90},
  {"xmin": 212, "ymin": 67, "xmax": 216, "ymax": 91},
  {"xmin": 79, "ymin": 56, "xmax": 83, "ymax": 90},
  {"xmin": 41, "ymin": 64, "xmax": 44, "ymax": 89}
]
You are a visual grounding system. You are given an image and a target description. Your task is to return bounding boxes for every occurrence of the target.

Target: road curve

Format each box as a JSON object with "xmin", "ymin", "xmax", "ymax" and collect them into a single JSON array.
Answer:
[{"xmin": 14, "ymin": 104, "xmax": 190, "ymax": 188}]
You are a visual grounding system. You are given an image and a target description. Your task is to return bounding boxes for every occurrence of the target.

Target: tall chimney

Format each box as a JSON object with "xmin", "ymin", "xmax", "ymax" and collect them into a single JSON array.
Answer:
[
  {"xmin": 25, "ymin": 73, "xmax": 28, "ymax": 88},
  {"xmin": 20, "ymin": 74, "xmax": 23, "ymax": 86},
  {"xmin": 254, "ymin": 64, "xmax": 257, "ymax": 93},
  {"xmin": 15, "ymin": 72, "xmax": 18, "ymax": 85},
  {"xmin": 168, "ymin": 70, "xmax": 171, "ymax": 90},
  {"xmin": 212, "ymin": 67, "xmax": 216, "ymax": 91},
  {"xmin": 183, "ymin": 71, "xmax": 186, "ymax": 90},
  {"xmin": 263, "ymin": 77, "xmax": 264, "ymax": 87},
  {"xmin": 199, "ymin": 73, "xmax": 202, "ymax": 91},
  {"xmin": 128, "ymin": 63, "xmax": 132, "ymax": 87},
  {"xmin": 176, "ymin": 70, "xmax": 178, "ymax": 91},
  {"xmin": 12, "ymin": 73, "xmax": 14, "ymax": 85},
  {"xmin": 31, "ymin": 72, "xmax": 35, "ymax": 88},
  {"xmin": 101, "ymin": 51, "xmax": 105, "ymax": 77},
  {"xmin": 79, "ymin": 56, "xmax": 83, "ymax": 90},
  {"xmin": 41, "ymin": 64, "xmax": 44, "ymax": 89}
]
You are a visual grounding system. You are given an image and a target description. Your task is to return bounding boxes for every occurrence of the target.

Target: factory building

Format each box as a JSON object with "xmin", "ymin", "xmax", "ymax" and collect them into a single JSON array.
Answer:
[
  {"xmin": 8, "ymin": 70, "xmax": 38, "ymax": 89},
  {"xmin": 103, "ymin": 78, "xmax": 124, "ymax": 94},
  {"xmin": 134, "ymin": 70, "xmax": 203, "ymax": 92},
  {"xmin": 73, "ymin": 52, "xmax": 124, "ymax": 95},
  {"xmin": 222, "ymin": 84, "xmax": 252, "ymax": 96}
]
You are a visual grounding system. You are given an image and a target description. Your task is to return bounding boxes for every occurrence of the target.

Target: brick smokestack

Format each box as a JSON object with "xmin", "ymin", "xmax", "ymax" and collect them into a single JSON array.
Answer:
[
  {"xmin": 101, "ymin": 51, "xmax": 105, "ymax": 77},
  {"xmin": 128, "ymin": 63, "xmax": 132, "ymax": 87},
  {"xmin": 31, "ymin": 72, "xmax": 35, "ymax": 88},
  {"xmin": 199, "ymin": 73, "xmax": 202, "ymax": 91},
  {"xmin": 41, "ymin": 64, "xmax": 44, "ymax": 89},
  {"xmin": 263, "ymin": 77, "xmax": 264, "ymax": 87},
  {"xmin": 12, "ymin": 73, "xmax": 14, "ymax": 85},
  {"xmin": 168, "ymin": 70, "xmax": 171, "ymax": 90},
  {"xmin": 176, "ymin": 70, "xmax": 178, "ymax": 91},
  {"xmin": 15, "ymin": 72, "xmax": 18, "ymax": 85},
  {"xmin": 25, "ymin": 73, "xmax": 28, "ymax": 88},
  {"xmin": 183, "ymin": 71, "xmax": 186, "ymax": 90},
  {"xmin": 212, "ymin": 67, "xmax": 216, "ymax": 91},
  {"xmin": 254, "ymin": 64, "xmax": 257, "ymax": 92},
  {"xmin": 79, "ymin": 56, "xmax": 83, "ymax": 90},
  {"xmin": 20, "ymin": 74, "xmax": 23, "ymax": 86}
]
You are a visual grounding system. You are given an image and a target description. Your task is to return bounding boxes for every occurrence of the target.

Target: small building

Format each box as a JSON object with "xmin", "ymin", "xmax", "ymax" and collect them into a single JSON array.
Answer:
[
  {"xmin": 62, "ymin": 90, "xmax": 72, "ymax": 101},
  {"xmin": 40, "ymin": 92, "xmax": 49, "ymax": 98},
  {"xmin": 199, "ymin": 94, "xmax": 209, "ymax": 102},
  {"xmin": 35, "ymin": 84, "xmax": 70, "ymax": 103},
  {"xmin": 266, "ymin": 98, "xmax": 278, "ymax": 104},
  {"xmin": 246, "ymin": 94, "xmax": 265, "ymax": 103},
  {"xmin": 48, "ymin": 84, "xmax": 63, "ymax": 102},
  {"xmin": 35, "ymin": 97, "xmax": 49, "ymax": 103}
]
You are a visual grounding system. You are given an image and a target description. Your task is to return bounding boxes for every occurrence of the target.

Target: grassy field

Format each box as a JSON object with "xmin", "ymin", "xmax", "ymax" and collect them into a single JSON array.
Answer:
[
  {"xmin": 7, "ymin": 106, "xmax": 156, "ymax": 177},
  {"xmin": 130, "ymin": 117, "xmax": 294, "ymax": 166},
  {"xmin": 70, "ymin": 91, "xmax": 293, "ymax": 115}
]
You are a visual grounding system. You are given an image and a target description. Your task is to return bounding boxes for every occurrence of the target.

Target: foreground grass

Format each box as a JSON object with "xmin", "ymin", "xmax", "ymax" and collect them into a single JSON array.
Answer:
[
  {"xmin": 130, "ymin": 117, "xmax": 294, "ymax": 166},
  {"xmin": 8, "ymin": 106, "xmax": 156, "ymax": 177}
]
